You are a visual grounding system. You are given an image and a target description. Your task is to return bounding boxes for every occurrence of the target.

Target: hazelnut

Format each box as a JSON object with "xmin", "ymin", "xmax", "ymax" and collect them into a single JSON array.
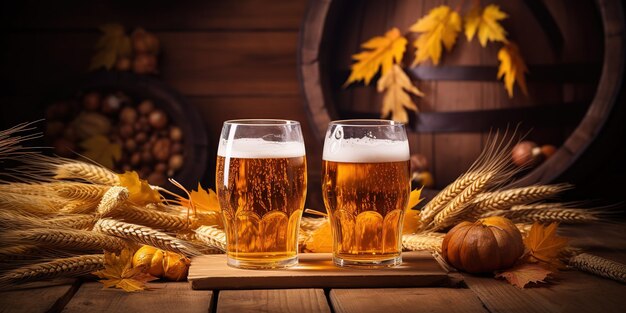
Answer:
[
  {"xmin": 511, "ymin": 141, "xmax": 541, "ymax": 167},
  {"xmin": 133, "ymin": 53, "xmax": 157, "ymax": 74},
  {"xmin": 153, "ymin": 138, "xmax": 171, "ymax": 161},
  {"xmin": 138, "ymin": 100, "xmax": 154, "ymax": 115},
  {"xmin": 141, "ymin": 151, "xmax": 154, "ymax": 164},
  {"xmin": 155, "ymin": 162, "xmax": 167, "ymax": 173},
  {"xmin": 101, "ymin": 94, "xmax": 122, "ymax": 114},
  {"xmin": 169, "ymin": 154, "xmax": 184, "ymax": 171},
  {"xmin": 119, "ymin": 107, "xmax": 138, "ymax": 124},
  {"xmin": 115, "ymin": 57, "xmax": 132, "ymax": 71},
  {"xmin": 119, "ymin": 124, "xmax": 134, "ymax": 138},
  {"xmin": 135, "ymin": 132, "xmax": 148, "ymax": 144},
  {"xmin": 149, "ymin": 110, "xmax": 168, "ymax": 129},
  {"xmin": 132, "ymin": 28, "xmax": 160, "ymax": 54},
  {"xmin": 169, "ymin": 127, "xmax": 183, "ymax": 142},
  {"xmin": 124, "ymin": 139, "xmax": 137, "ymax": 151},
  {"xmin": 83, "ymin": 92, "xmax": 100, "ymax": 111},
  {"xmin": 130, "ymin": 152, "xmax": 141, "ymax": 166}
]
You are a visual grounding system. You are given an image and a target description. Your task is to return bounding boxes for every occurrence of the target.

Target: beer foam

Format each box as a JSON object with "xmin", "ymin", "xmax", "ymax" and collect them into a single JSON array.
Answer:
[
  {"xmin": 218, "ymin": 138, "xmax": 306, "ymax": 158},
  {"xmin": 323, "ymin": 137, "xmax": 409, "ymax": 163}
]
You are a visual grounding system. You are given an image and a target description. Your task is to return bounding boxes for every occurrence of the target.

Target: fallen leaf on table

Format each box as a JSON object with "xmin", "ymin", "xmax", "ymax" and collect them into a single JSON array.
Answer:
[
  {"xmin": 94, "ymin": 249, "xmax": 158, "ymax": 292},
  {"xmin": 523, "ymin": 222, "xmax": 569, "ymax": 268},
  {"xmin": 497, "ymin": 42, "xmax": 528, "ymax": 98},
  {"xmin": 117, "ymin": 171, "xmax": 161, "ymax": 206},
  {"xmin": 403, "ymin": 188, "xmax": 424, "ymax": 234},
  {"xmin": 464, "ymin": 4, "xmax": 508, "ymax": 47},
  {"xmin": 496, "ymin": 263, "xmax": 552, "ymax": 288},
  {"xmin": 305, "ymin": 220, "xmax": 332, "ymax": 253},
  {"xmin": 345, "ymin": 27, "xmax": 408, "ymax": 86},
  {"xmin": 89, "ymin": 23, "xmax": 132, "ymax": 71},
  {"xmin": 410, "ymin": 5, "xmax": 461, "ymax": 66},
  {"xmin": 377, "ymin": 64, "xmax": 424, "ymax": 123},
  {"xmin": 80, "ymin": 135, "xmax": 121, "ymax": 170}
]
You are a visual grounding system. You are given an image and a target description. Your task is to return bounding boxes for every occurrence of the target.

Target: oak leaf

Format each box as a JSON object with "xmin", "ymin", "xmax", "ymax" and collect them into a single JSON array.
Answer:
[
  {"xmin": 89, "ymin": 24, "xmax": 132, "ymax": 71},
  {"xmin": 403, "ymin": 188, "xmax": 424, "ymax": 234},
  {"xmin": 464, "ymin": 4, "xmax": 508, "ymax": 47},
  {"xmin": 497, "ymin": 42, "xmax": 529, "ymax": 98},
  {"xmin": 410, "ymin": 5, "xmax": 461, "ymax": 66},
  {"xmin": 523, "ymin": 222, "xmax": 569, "ymax": 268},
  {"xmin": 305, "ymin": 220, "xmax": 333, "ymax": 253},
  {"xmin": 496, "ymin": 263, "xmax": 552, "ymax": 288},
  {"xmin": 377, "ymin": 64, "xmax": 424, "ymax": 123},
  {"xmin": 94, "ymin": 249, "xmax": 158, "ymax": 292},
  {"xmin": 181, "ymin": 183, "xmax": 220, "ymax": 213},
  {"xmin": 79, "ymin": 135, "xmax": 121, "ymax": 169},
  {"xmin": 117, "ymin": 171, "xmax": 161, "ymax": 206},
  {"xmin": 345, "ymin": 27, "xmax": 408, "ymax": 86}
]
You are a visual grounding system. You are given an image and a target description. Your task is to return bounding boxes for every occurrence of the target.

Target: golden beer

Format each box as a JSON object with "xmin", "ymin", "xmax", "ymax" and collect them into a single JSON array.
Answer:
[{"xmin": 216, "ymin": 136, "xmax": 306, "ymax": 269}]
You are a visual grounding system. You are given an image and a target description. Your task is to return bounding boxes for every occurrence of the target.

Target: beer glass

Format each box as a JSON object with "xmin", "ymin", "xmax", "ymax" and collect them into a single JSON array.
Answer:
[
  {"xmin": 216, "ymin": 120, "xmax": 307, "ymax": 269},
  {"xmin": 322, "ymin": 120, "xmax": 410, "ymax": 267}
]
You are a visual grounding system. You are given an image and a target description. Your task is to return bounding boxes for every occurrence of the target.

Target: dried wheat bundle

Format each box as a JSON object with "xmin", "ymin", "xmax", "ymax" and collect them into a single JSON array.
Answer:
[
  {"xmin": 0, "ymin": 245, "xmax": 56, "ymax": 262},
  {"xmin": 94, "ymin": 219, "xmax": 200, "ymax": 257},
  {"xmin": 300, "ymin": 216, "xmax": 327, "ymax": 232},
  {"xmin": 0, "ymin": 183, "xmax": 55, "ymax": 197},
  {"xmin": 569, "ymin": 253, "xmax": 626, "ymax": 284},
  {"xmin": 53, "ymin": 183, "xmax": 109, "ymax": 201},
  {"xmin": 59, "ymin": 199, "xmax": 101, "ymax": 214},
  {"xmin": 2, "ymin": 228, "xmax": 128, "ymax": 252},
  {"xmin": 194, "ymin": 225, "xmax": 227, "ymax": 253},
  {"xmin": 107, "ymin": 205, "xmax": 191, "ymax": 232},
  {"xmin": 0, "ymin": 192, "xmax": 66, "ymax": 214},
  {"xmin": 481, "ymin": 207, "xmax": 598, "ymax": 224},
  {"xmin": 96, "ymin": 186, "xmax": 128, "ymax": 216},
  {"xmin": 402, "ymin": 232, "xmax": 445, "ymax": 253},
  {"xmin": 466, "ymin": 184, "xmax": 570, "ymax": 218},
  {"xmin": 0, "ymin": 254, "xmax": 104, "ymax": 286},
  {"xmin": 0, "ymin": 211, "xmax": 97, "ymax": 230},
  {"xmin": 53, "ymin": 162, "xmax": 119, "ymax": 185},
  {"xmin": 420, "ymin": 172, "xmax": 481, "ymax": 226}
]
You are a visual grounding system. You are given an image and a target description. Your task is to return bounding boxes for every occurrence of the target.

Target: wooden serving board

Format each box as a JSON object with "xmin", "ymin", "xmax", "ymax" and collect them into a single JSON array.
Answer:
[{"xmin": 188, "ymin": 252, "xmax": 449, "ymax": 290}]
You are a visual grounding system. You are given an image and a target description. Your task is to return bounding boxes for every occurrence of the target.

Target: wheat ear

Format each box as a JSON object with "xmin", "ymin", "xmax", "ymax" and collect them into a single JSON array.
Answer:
[
  {"xmin": 467, "ymin": 184, "xmax": 570, "ymax": 218},
  {"xmin": 420, "ymin": 172, "xmax": 481, "ymax": 225},
  {"xmin": 569, "ymin": 253, "xmax": 626, "ymax": 284},
  {"xmin": 2, "ymin": 228, "xmax": 128, "ymax": 252},
  {"xmin": 107, "ymin": 205, "xmax": 191, "ymax": 232},
  {"xmin": 96, "ymin": 186, "xmax": 128, "ymax": 216},
  {"xmin": 54, "ymin": 162, "xmax": 119, "ymax": 185},
  {"xmin": 0, "ymin": 192, "xmax": 66, "ymax": 214},
  {"xmin": 481, "ymin": 208, "xmax": 598, "ymax": 223},
  {"xmin": 53, "ymin": 183, "xmax": 109, "ymax": 201},
  {"xmin": 194, "ymin": 225, "xmax": 227, "ymax": 252},
  {"xmin": 0, "ymin": 245, "xmax": 56, "ymax": 262},
  {"xmin": 0, "ymin": 211, "xmax": 97, "ymax": 230},
  {"xmin": 94, "ymin": 219, "xmax": 200, "ymax": 257},
  {"xmin": 0, "ymin": 254, "xmax": 104, "ymax": 286},
  {"xmin": 402, "ymin": 233, "xmax": 445, "ymax": 253}
]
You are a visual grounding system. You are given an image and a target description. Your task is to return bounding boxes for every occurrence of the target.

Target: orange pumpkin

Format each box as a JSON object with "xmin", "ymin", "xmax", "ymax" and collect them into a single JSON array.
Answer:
[{"xmin": 442, "ymin": 216, "xmax": 524, "ymax": 273}]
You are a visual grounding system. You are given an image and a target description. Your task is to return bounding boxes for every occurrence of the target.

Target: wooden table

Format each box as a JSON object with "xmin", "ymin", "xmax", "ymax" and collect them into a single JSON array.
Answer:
[{"xmin": 1, "ymin": 224, "xmax": 625, "ymax": 313}]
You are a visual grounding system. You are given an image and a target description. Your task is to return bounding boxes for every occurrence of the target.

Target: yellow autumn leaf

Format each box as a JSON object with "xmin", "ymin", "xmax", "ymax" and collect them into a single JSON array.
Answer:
[
  {"xmin": 497, "ymin": 42, "xmax": 529, "ymax": 97},
  {"xmin": 410, "ymin": 5, "xmax": 461, "ymax": 66},
  {"xmin": 93, "ymin": 249, "xmax": 158, "ymax": 292},
  {"xmin": 377, "ymin": 64, "xmax": 423, "ymax": 123},
  {"xmin": 90, "ymin": 23, "xmax": 132, "ymax": 71},
  {"xmin": 79, "ymin": 135, "xmax": 121, "ymax": 170},
  {"xmin": 117, "ymin": 171, "xmax": 161, "ymax": 206},
  {"xmin": 345, "ymin": 27, "xmax": 408, "ymax": 86},
  {"xmin": 464, "ymin": 4, "xmax": 508, "ymax": 47},
  {"xmin": 403, "ymin": 188, "xmax": 424, "ymax": 234},
  {"xmin": 305, "ymin": 220, "xmax": 333, "ymax": 253},
  {"xmin": 523, "ymin": 222, "xmax": 569, "ymax": 268}
]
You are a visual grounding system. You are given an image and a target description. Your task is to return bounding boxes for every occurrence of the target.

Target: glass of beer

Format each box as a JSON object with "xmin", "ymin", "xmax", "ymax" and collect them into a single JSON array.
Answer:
[
  {"xmin": 322, "ymin": 120, "xmax": 410, "ymax": 267},
  {"xmin": 216, "ymin": 119, "xmax": 307, "ymax": 269}
]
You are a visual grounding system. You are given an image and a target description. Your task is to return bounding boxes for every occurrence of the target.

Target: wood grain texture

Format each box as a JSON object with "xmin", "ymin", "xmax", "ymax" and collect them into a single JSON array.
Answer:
[
  {"xmin": 0, "ymin": 280, "xmax": 79, "ymax": 313},
  {"xmin": 62, "ymin": 282, "xmax": 212, "ymax": 313},
  {"xmin": 218, "ymin": 289, "xmax": 330, "ymax": 313},
  {"xmin": 188, "ymin": 252, "xmax": 448, "ymax": 290},
  {"xmin": 330, "ymin": 288, "xmax": 488, "ymax": 313}
]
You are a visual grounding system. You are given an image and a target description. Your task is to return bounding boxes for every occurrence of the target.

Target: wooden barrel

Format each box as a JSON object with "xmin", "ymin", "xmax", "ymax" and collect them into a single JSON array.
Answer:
[{"xmin": 298, "ymin": 0, "xmax": 624, "ymax": 189}]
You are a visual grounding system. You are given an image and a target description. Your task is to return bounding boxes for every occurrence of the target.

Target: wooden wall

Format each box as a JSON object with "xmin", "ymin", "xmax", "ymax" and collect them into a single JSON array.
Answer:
[{"xmin": 0, "ymin": 0, "xmax": 325, "ymax": 208}]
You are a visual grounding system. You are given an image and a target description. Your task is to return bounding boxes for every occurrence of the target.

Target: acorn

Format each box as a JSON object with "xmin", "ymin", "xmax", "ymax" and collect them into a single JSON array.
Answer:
[
  {"xmin": 153, "ymin": 138, "xmax": 171, "ymax": 162},
  {"xmin": 149, "ymin": 110, "xmax": 168, "ymax": 129},
  {"xmin": 511, "ymin": 141, "xmax": 542, "ymax": 167},
  {"xmin": 133, "ymin": 53, "xmax": 157, "ymax": 74},
  {"xmin": 169, "ymin": 126, "xmax": 183, "ymax": 142},
  {"xmin": 138, "ymin": 100, "xmax": 154, "ymax": 115},
  {"xmin": 119, "ymin": 107, "xmax": 138, "ymax": 124},
  {"xmin": 169, "ymin": 154, "xmax": 184, "ymax": 171}
]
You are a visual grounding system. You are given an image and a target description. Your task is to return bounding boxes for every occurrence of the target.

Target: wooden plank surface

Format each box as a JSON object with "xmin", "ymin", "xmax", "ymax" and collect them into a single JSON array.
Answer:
[
  {"xmin": 330, "ymin": 288, "xmax": 488, "ymax": 313},
  {"xmin": 0, "ymin": 280, "xmax": 79, "ymax": 313},
  {"xmin": 62, "ymin": 282, "xmax": 212, "ymax": 313},
  {"xmin": 189, "ymin": 252, "xmax": 448, "ymax": 290},
  {"xmin": 218, "ymin": 289, "xmax": 330, "ymax": 313}
]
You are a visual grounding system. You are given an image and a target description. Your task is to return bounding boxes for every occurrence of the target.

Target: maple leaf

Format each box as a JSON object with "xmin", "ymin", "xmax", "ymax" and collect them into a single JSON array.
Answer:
[
  {"xmin": 403, "ymin": 188, "xmax": 424, "ymax": 234},
  {"xmin": 410, "ymin": 5, "xmax": 461, "ymax": 66},
  {"xmin": 117, "ymin": 171, "xmax": 162, "ymax": 206},
  {"xmin": 497, "ymin": 42, "xmax": 529, "ymax": 98},
  {"xmin": 464, "ymin": 4, "xmax": 508, "ymax": 47},
  {"xmin": 94, "ymin": 249, "xmax": 158, "ymax": 292},
  {"xmin": 79, "ymin": 135, "xmax": 121, "ymax": 170},
  {"xmin": 523, "ymin": 222, "xmax": 569, "ymax": 268},
  {"xmin": 496, "ymin": 263, "xmax": 552, "ymax": 288},
  {"xmin": 377, "ymin": 64, "xmax": 424, "ymax": 123},
  {"xmin": 89, "ymin": 24, "xmax": 132, "ymax": 71},
  {"xmin": 305, "ymin": 220, "xmax": 333, "ymax": 253},
  {"xmin": 345, "ymin": 27, "xmax": 408, "ymax": 86},
  {"xmin": 181, "ymin": 183, "xmax": 220, "ymax": 213}
]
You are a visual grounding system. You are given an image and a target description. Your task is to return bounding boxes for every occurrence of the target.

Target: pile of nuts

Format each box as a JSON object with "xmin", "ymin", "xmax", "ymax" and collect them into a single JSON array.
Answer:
[
  {"xmin": 45, "ymin": 91, "xmax": 185, "ymax": 186},
  {"xmin": 115, "ymin": 28, "xmax": 160, "ymax": 75}
]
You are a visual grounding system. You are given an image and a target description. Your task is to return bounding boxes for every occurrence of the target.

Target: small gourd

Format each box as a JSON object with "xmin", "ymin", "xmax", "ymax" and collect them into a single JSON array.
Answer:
[
  {"xmin": 442, "ymin": 216, "xmax": 524, "ymax": 273},
  {"xmin": 132, "ymin": 245, "xmax": 190, "ymax": 281}
]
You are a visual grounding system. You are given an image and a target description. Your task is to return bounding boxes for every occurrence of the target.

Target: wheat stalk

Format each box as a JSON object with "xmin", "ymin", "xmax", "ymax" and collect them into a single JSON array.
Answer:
[
  {"xmin": 0, "ymin": 192, "xmax": 66, "ymax": 214},
  {"xmin": 402, "ymin": 233, "xmax": 445, "ymax": 253},
  {"xmin": 0, "ymin": 245, "xmax": 54, "ymax": 262},
  {"xmin": 106, "ymin": 204, "xmax": 191, "ymax": 232},
  {"xmin": 0, "ymin": 183, "xmax": 54, "ymax": 196},
  {"xmin": 420, "ymin": 172, "xmax": 480, "ymax": 225},
  {"xmin": 569, "ymin": 253, "xmax": 626, "ymax": 284},
  {"xmin": 0, "ymin": 211, "xmax": 97, "ymax": 230},
  {"xmin": 194, "ymin": 225, "xmax": 227, "ymax": 253},
  {"xmin": 0, "ymin": 254, "xmax": 104, "ymax": 285},
  {"xmin": 480, "ymin": 208, "xmax": 598, "ymax": 223},
  {"xmin": 54, "ymin": 162, "xmax": 119, "ymax": 185},
  {"xmin": 59, "ymin": 199, "xmax": 100, "ymax": 214},
  {"xmin": 2, "ymin": 228, "xmax": 128, "ymax": 252},
  {"xmin": 94, "ymin": 219, "xmax": 200, "ymax": 257},
  {"xmin": 96, "ymin": 186, "xmax": 128, "ymax": 216},
  {"xmin": 53, "ymin": 183, "xmax": 108, "ymax": 201},
  {"xmin": 466, "ymin": 184, "xmax": 570, "ymax": 218},
  {"xmin": 431, "ymin": 172, "xmax": 495, "ymax": 231}
]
